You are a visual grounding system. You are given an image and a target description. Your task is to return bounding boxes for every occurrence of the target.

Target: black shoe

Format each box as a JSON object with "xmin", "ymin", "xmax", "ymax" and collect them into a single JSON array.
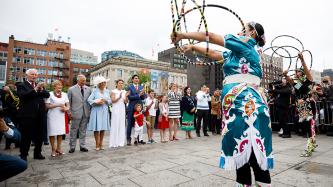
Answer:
[
  {"xmin": 278, "ymin": 134, "xmax": 283, "ymax": 137},
  {"xmin": 282, "ymin": 134, "xmax": 291, "ymax": 138},
  {"xmin": 204, "ymin": 133, "xmax": 209, "ymax": 137},
  {"xmin": 134, "ymin": 141, "xmax": 138, "ymax": 146},
  {"xmin": 44, "ymin": 142, "xmax": 49, "ymax": 145},
  {"xmin": 139, "ymin": 140, "xmax": 146, "ymax": 145},
  {"xmin": 127, "ymin": 139, "xmax": 132, "ymax": 146},
  {"xmin": 34, "ymin": 154, "xmax": 45, "ymax": 160},
  {"xmin": 68, "ymin": 148, "xmax": 75, "ymax": 153},
  {"xmin": 31, "ymin": 142, "xmax": 35, "ymax": 146},
  {"xmin": 196, "ymin": 132, "xmax": 201, "ymax": 137},
  {"xmin": 80, "ymin": 147, "xmax": 88, "ymax": 152}
]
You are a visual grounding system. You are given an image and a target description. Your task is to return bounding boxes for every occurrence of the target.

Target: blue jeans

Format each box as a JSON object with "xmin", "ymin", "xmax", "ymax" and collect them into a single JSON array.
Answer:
[{"xmin": 0, "ymin": 154, "xmax": 27, "ymax": 182}]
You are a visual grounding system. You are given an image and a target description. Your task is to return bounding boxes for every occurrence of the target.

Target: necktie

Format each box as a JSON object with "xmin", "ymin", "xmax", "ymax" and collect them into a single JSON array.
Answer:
[
  {"xmin": 32, "ymin": 82, "xmax": 36, "ymax": 89},
  {"xmin": 135, "ymin": 85, "xmax": 138, "ymax": 91},
  {"xmin": 81, "ymin": 86, "xmax": 84, "ymax": 97}
]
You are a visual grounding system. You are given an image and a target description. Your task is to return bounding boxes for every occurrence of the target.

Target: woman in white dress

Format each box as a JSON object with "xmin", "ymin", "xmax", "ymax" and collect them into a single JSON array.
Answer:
[
  {"xmin": 109, "ymin": 79, "xmax": 129, "ymax": 148},
  {"xmin": 45, "ymin": 80, "xmax": 70, "ymax": 157}
]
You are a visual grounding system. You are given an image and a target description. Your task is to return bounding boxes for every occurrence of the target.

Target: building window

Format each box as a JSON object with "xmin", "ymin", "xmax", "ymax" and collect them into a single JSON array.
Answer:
[
  {"xmin": 24, "ymin": 58, "xmax": 34, "ymax": 65},
  {"xmin": 48, "ymin": 60, "xmax": 58, "ymax": 67},
  {"xmin": 73, "ymin": 67, "xmax": 79, "ymax": 73},
  {"xmin": 37, "ymin": 50, "xmax": 48, "ymax": 57},
  {"xmin": 36, "ymin": 58, "xmax": 46, "ymax": 66},
  {"xmin": 13, "ymin": 47, "xmax": 22, "ymax": 54},
  {"xmin": 49, "ymin": 51, "xmax": 57, "ymax": 58},
  {"xmin": 22, "ymin": 67, "xmax": 28, "ymax": 73},
  {"xmin": 117, "ymin": 69, "xmax": 123, "ymax": 78},
  {"xmin": 24, "ymin": 48, "xmax": 35, "ymax": 55},
  {"xmin": 80, "ymin": 69, "xmax": 86, "ymax": 74},
  {"xmin": 152, "ymin": 81, "xmax": 157, "ymax": 89},
  {"xmin": 38, "ymin": 68, "xmax": 46, "ymax": 74},
  {"xmin": 13, "ymin": 57, "xmax": 21, "ymax": 63},
  {"xmin": 0, "ymin": 64, "xmax": 6, "ymax": 81}
]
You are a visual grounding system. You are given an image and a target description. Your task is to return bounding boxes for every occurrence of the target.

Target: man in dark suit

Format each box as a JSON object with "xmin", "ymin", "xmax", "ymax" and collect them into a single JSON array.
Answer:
[
  {"xmin": 17, "ymin": 69, "xmax": 50, "ymax": 161},
  {"xmin": 126, "ymin": 74, "xmax": 146, "ymax": 145}
]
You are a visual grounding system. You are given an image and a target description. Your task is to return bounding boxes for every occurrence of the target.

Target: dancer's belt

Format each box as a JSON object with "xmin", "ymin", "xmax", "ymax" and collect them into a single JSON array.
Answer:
[{"xmin": 223, "ymin": 74, "xmax": 261, "ymax": 86}]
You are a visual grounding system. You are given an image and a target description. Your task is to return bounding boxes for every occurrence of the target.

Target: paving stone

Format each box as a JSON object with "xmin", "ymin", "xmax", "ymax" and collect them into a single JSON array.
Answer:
[
  {"xmin": 272, "ymin": 162, "xmax": 333, "ymax": 187},
  {"xmin": 163, "ymin": 154, "xmax": 207, "ymax": 165},
  {"xmin": 129, "ymin": 159, "xmax": 179, "ymax": 173},
  {"xmin": 129, "ymin": 170, "xmax": 191, "ymax": 187},
  {"xmin": 190, "ymin": 150, "xmax": 219, "ymax": 159},
  {"xmin": 270, "ymin": 161, "xmax": 294, "ymax": 176},
  {"xmin": 90, "ymin": 166, "xmax": 144, "ymax": 184},
  {"xmin": 273, "ymin": 152, "xmax": 309, "ymax": 165},
  {"xmin": 38, "ymin": 174, "xmax": 101, "ymax": 187},
  {"xmin": 1, "ymin": 133, "xmax": 333, "ymax": 186},
  {"xmin": 59, "ymin": 162, "xmax": 108, "ymax": 178},
  {"xmin": 6, "ymin": 163, "xmax": 62, "ymax": 185},
  {"xmin": 103, "ymin": 179, "xmax": 139, "ymax": 187},
  {"xmin": 176, "ymin": 174, "xmax": 235, "ymax": 187},
  {"xmin": 169, "ymin": 162, "xmax": 220, "ymax": 179}
]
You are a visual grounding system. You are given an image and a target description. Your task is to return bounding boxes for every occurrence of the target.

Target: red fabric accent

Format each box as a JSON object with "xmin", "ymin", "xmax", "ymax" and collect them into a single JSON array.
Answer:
[
  {"xmin": 158, "ymin": 116, "xmax": 169, "ymax": 129},
  {"xmin": 65, "ymin": 112, "xmax": 69, "ymax": 134},
  {"xmin": 134, "ymin": 112, "xmax": 144, "ymax": 127}
]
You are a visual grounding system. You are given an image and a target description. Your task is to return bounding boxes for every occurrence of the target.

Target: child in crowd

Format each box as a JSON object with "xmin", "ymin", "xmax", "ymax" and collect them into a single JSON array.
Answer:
[
  {"xmin": 145, "ymin": 90, "xmax": 158, "ymax": 144},
  {"xmin": 133, "ymin": 104, "xmax": 148, "ymax": 145},
  {"xmin": 158, "ymin": 95, "xmax": 169, "ymax": 143}
]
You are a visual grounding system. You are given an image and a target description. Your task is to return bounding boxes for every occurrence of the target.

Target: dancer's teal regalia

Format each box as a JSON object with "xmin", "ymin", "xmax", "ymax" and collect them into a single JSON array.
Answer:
[{"xmin": 219, "ymin": 34, "xmax": 274, "ymax": 171}]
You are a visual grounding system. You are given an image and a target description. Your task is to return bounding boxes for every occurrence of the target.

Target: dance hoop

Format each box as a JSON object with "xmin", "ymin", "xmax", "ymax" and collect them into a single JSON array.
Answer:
[
  {"xmin": 171, "ymin": 2, "xmax": 245, "ymax": 66},
  {"xmin": 263, "ymin": 35, "xmax": 313, "ymax": 73}
]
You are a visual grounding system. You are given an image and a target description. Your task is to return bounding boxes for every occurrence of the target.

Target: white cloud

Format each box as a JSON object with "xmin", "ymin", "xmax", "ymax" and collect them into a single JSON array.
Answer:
[{"xmin": 0, "ymin": 0, "xmax": 332, "ymax": 71}]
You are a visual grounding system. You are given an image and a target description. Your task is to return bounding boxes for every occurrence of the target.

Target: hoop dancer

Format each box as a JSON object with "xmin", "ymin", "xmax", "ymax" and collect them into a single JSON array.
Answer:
[{"xmin": 171, "ymin": 22, "xmax": 273, "ymax": 186}]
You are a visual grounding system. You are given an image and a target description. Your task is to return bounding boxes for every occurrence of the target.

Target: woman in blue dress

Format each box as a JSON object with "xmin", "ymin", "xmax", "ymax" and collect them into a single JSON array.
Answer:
[
  {"xmin": 87, "ymin": 76, "xmax": 111, "ymax": 151},
  {"xmin": 171, "ymin": 22, "xmax": 272, "ymax": 186}
]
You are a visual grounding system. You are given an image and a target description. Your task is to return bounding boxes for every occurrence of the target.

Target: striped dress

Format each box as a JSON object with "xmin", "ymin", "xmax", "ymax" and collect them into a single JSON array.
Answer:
[{"xmin": 168, "ymin": 91, "xmax": 181, "ymax": 118}]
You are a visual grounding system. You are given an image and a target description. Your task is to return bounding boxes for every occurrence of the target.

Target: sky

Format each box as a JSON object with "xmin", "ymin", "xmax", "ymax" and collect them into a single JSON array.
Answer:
[{"xmin": 1, "ymin": 0, "xmax": 332, "ymax": 71}]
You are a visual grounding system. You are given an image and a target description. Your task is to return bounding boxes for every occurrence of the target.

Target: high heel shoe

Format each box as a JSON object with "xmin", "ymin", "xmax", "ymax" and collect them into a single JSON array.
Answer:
[
  {"xmin": 56, "ymin": 150, "xmax": 65, "ymax": 155},
  {"xmin": 51, "ymin": 151, "xmax": 57, "ymax": 157}
]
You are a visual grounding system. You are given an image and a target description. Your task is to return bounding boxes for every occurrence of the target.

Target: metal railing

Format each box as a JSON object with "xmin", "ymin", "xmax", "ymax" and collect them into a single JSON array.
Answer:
[{"xmin": 270, "ymin": 100, "xmax": 333, "ymax": 126}]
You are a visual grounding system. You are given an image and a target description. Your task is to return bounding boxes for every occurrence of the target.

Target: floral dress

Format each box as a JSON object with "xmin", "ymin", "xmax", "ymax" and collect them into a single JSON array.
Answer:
[
  {"xmin": 294, "ymin": 78, "xmax": 317, "ymax": 156},
  {"xmin": 219, "ymin": 34, "xmax": 273, "ymax": 171}
]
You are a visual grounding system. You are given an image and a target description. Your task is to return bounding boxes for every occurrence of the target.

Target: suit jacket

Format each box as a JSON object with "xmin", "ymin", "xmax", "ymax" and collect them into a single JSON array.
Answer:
[
  {"xmin": 17, "ymin": 81, "xmax": 50, "ymax": 118},
  {"xmin": 127, "ymin": 84, "xmax": 146, "ymax": 112},
  {"xmin": 67, "ymin": 84, "xmax": 91, "ymax": 120}
]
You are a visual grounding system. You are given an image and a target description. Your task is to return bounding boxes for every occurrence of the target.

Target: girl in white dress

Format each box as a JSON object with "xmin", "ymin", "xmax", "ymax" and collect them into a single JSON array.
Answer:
[
  {"xmin": 109, "ymin": 79, "xmax": 129, "ymax": 148},
  {"xmin": 45, "ymin": 80, "xmax": 70, "ymax": 157}
]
